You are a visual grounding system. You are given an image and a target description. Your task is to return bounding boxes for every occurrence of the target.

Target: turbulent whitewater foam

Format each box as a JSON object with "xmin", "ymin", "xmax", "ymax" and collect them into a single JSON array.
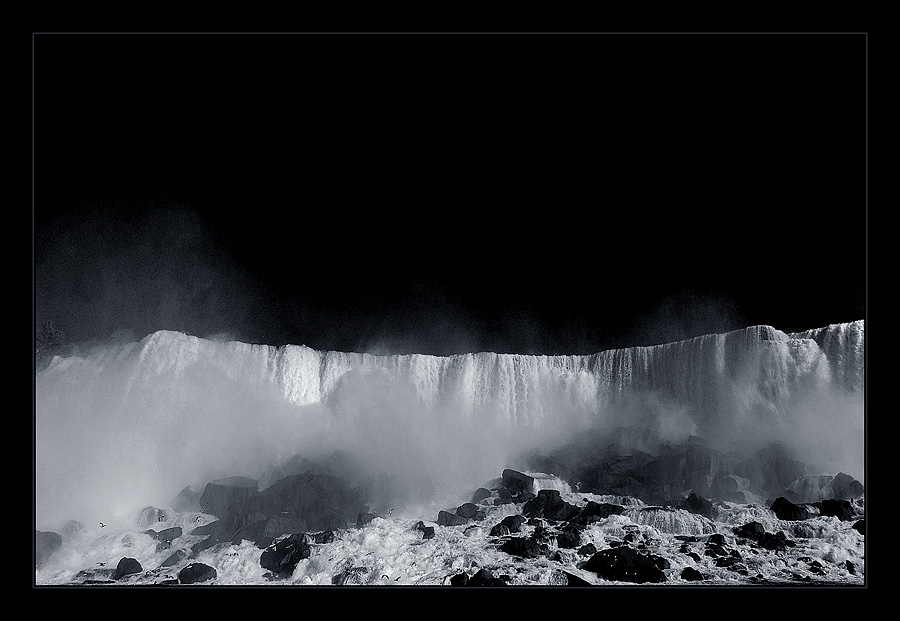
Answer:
[{"xmin": 34, "ymin": 321, "xmax": 864, "ymax": 532}]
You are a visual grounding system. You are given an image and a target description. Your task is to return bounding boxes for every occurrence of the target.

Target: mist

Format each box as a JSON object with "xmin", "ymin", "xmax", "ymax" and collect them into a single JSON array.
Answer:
[{"xmin": 34, "ymin": 319, "xmax": 863, "ymax": 533}]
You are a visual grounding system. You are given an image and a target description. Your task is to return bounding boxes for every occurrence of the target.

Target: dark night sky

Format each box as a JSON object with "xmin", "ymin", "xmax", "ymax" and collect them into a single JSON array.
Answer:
[{"xmin": 33, "ymin": 33, "xmax": 866, "ymax": 355}]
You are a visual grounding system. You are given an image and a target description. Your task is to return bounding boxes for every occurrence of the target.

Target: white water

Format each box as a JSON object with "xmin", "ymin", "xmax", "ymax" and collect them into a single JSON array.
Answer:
[
  {"xmin": 35, "ymin": 321, "xmax": 863, "ymax": 536},
  {"xmin": 34, "ymin": 474, "xmax": 865, "ymax": 586}
]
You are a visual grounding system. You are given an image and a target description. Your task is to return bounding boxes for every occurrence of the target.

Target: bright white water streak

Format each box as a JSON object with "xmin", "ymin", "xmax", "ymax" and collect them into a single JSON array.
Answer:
[{"xmin": 35, "ymin": 321, "xmax": 864, "ymax": 532}]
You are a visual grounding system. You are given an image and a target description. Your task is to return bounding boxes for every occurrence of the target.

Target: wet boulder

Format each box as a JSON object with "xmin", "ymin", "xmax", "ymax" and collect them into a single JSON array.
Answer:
[
  {"xmin": 561, "ymin": 571, "xmax": 593, "ymax": 586},
  {"xmin": 160, "ymin": 549, "xmax": 188, "ymax": 567},
  {"xmin": 583, "ymin": 547, "xmax": 667, "ymax": 583},
  {"xmin": 437, "ymin": 510, "xmax": 468, "ymax": 526},
  {"xmin": 556, "ymin": 531, "xmax": 581, "ymax": 549},
  {"xmin": 113, "ymin": 557, "xmax": 143, "ymax": 580},
  {"xmin": 495, "ymin": 514, "xmax": 526, "ymax": 534},
  {"xmin": 500, "ymin": 536, "xmax": 544, "ymax": 558},
  {"xmin": 680, "ymin": 492, "xmax": 718, "ymax": 520},
  {"xmin": 832, "ymin": 473, "xmax": 865, "ymax": 500},
  {"xmin": 199, "ymin": 476, "xmax": 259, "ymax": 523},
  {"xmin": 456, "ymin": 503, "xmax": 480, "ymax": 519},
  {"xmin": 414, "ymin": 521, "xmax": 435, "ymax": 539},
  {"xmin": 178, "ymin": 562, "xmax": 217, "ymax": 584},
  {"xmin": 502, "ymin": 469, "xmax": 535, "ymax": 494},
  {"xmin": 733, "ymin": 521, "xmax": 766, "ymax": 540},
  {"xmin": 681, "ymin": 566, "xmax": 704, "ymax": 581},
  {"xmin": 853, "ymin": 519, "xmax": 865, "ymax": 536},
  {"xmin": 522, "ymin": 489, "xmax": 580, "ymax": 521},
  {"xmin": 472, "ymin": 488, "xmax": 492, "ymax": 503},
  {"xmin": 467, "ymin": 568, "xmax": 508, "ymax": 586},
  {"xmin": 819, "ymin": 498, "xmax": 855, "ymax": 521},
  {"xmin": 574, "ymin": 501, "xmax": 625, "ymax": 524},
  {"xmin": 259, "ymin": 533, "xmax": 311, "ymax": 577},
  {"xmin": 770, "ymin": 496, "xmax": 813, "ymax": 521},
  {"xmin": 247, "ymin": 473, "xmax": 367, "ymax": 532}
]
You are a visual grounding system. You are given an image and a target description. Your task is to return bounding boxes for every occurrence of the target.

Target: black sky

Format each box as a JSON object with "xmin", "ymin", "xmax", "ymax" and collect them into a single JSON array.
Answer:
[{"xmin": 33, "ymin": 33, "xmax": 866, "ymax": 355}]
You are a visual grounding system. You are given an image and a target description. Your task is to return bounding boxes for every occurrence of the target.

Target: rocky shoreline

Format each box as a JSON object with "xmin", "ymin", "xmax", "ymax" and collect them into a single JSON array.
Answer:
[{"xmin": 35, "ymin": 451, "xmax": 866, "ymax": 586}]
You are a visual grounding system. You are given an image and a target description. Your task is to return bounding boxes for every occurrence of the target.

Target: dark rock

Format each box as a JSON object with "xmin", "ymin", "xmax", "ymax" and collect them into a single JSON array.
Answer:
[
  {"xmin": 681, "ymin": 492, "xmax": 718, "ymax": 520},
  {"xmin": 472, "ymin": 488, "xmax": 492, "ymax": 503},
  {"xmin": 562, "ymin": 571, "xmax": 593, "ymax": 586},
  {"xmin": 500, "ymin": 514, "xmax": 527, "ymax": 533},
  {"xmin": 556, "ymin": 531, "xmax": 580, "ymax": 549},
  {"xmin": 757, "ymin": 531, "xmax": 793, "ymax": 551},
  {"xmin": 490, "ymin": 524, "xmax": 510, "ymax": 537},
  {"xmin": 113, "ymin": 557, "xmax": 143, "ymax": 580},
  {"xmin": 832, "ymin": 473, "xmax": 865, "ymax": 500},
  {"xmin": 716, "ymin": 557, "xmax": 740, "ymax": 568},
  {"xmin": 707, "ymin": 533, "xmax": 726, "ymax": 545},
  {"xmin": 190, "ymin": 535, "xmax": 229, "ymax": 557},
  {"xmin": 736, "ymin": 443, "xmax": 810, "ymax": 497},
  {"xmin": 35, "ymin": 530, "xmax": 62, "ymax": 567},
  {"xmin": 733, "ymin": 521, "xmax": 766, "ymax": 540},
  {"xmin": 852, "ymin": 519, "xmax": 865, "ymax": 535},
  {"xmin": 640, "ymin": 443, "xmax": 737, "ymax": 502},
  {"xmin": 522, "ymin": 489, "xmax": 580, "ymax": 521},
  {"xmin": 681, "ymin": 566, "xmax": 704, "ymax": 581},
  {"xmin": 314, "ymin": 530, "xmax": 335, "ymax": 544},
  {"xmin": 259, "ymin": 533, "xmax": 311, "ymax": 577},
  {"xmin": 160, "ymin": 549, "xmax": 187, "ymax": 567},
  {"xmin": 770, "ymin": 496, "xmax": 813, "ymax": 521},
  {"xmin": 578, "ymin": 543, "xmax": 597, "ymax": 556},
  {"xmin": 819, "ymin": 498, "xmax": 855, "ymax": 521},
  {"xmin": 705, "ymin": 544, "xmax": 729, "ymax": 558},
  {"xmin": 231, "ymin": 516, "xmax": 304, "ymax": 544},
  {"xmin": 413, "ymin": 520, "xmax": 436, "ymax": 539},
  {"xmin": 199, "ymin": 476, "xmax": 260, "ymax": 521},
  {"xmin": 190, "ymin": 519, "xmax": 226, "ymax": 537},
  {"xmin": 570, "ymin": 450, "xmax": 670, "ymax": 503},
  {"xmin": 75, "ymin": 567, "xmax": 116, "ymax": 582},
  {"xmin": 467, "ymin": 568, "xmax": 507, "ymax": 586},
  {"xmin": 456, "ymin": 503, "xmax": 479, "ymax": 519},
  {"xmin": 502, "ymin": 469, "xmax": 535, "ymax": 494},
  {"xmin": 845, "ymin": 560, "xmax": 857, "ymax": 575},
  {"xmin": 583, "ymin": 547, "xmax": 667, "ymax": 583},
  {"xmin": 493, "ymin": 497, "xmax": 515, "ymax": 506},
  {"xmin": 357, "ymin": 513, "xmax": 376, "ymax": 528},
  {"xmin": 450, "ymin": 572, "xmax": 469, "ymax": 586},
  {"xmin": 499, "ymin": 536, "xmax": 543, "ymax": 558},
  {"xmin": 331, "ymin": 567, "xmax": 367, "ymax": 585},
  {"xmin": 437, "ymin": 510, "xmax": 468, "ymax": 526},
  {"xmin": 178, "ymin": 562, "xmax": 217, "ymax": 584},
  {"xmin": 653, "ymin": 556, "xmax": 671, "ymax": 570},
  {"xmin": 517, "ymin": 491, "xmax": 536, "ymax": 503},
  {"xmin": 156, "ymin": 526, "xmax": 183, "ymax": 545},
  {"xmin": 247, "ymin": 473, "xmax": 365, "ymax": 532},
  {"xmin": 575, "ymin": 501, "xmax": 625, "ymax": 524}
]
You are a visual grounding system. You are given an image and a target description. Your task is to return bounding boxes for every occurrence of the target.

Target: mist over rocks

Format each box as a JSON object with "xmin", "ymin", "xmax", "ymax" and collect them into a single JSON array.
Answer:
[{"xmin": 35, "ymin": 530, "xmax": 62, "ymax": 568}]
